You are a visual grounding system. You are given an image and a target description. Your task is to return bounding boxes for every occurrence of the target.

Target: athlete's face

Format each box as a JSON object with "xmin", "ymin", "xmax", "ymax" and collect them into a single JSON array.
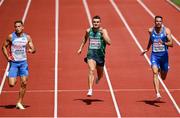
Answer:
[
  {"xmin": 92, "ymin": 18, "xmax": 101, "ymax": 29},
  {"xmin": 14, "ymin": 23, "xmax": 24, "ymax": 34},
  {"xmin": 155, "ymin": 17, "xmax": 162, "ymax": 28}
]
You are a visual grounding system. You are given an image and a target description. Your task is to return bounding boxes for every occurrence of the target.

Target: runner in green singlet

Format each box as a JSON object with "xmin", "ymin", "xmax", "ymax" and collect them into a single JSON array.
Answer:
[{"xmin": 78, "ymin": 15, "xmax": 111, "ymax": 96}]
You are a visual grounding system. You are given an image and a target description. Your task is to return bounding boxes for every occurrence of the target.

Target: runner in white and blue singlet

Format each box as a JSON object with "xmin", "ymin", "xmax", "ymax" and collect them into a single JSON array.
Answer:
[
  {"xmin": 142, "ymin": 16, "xmax": 173, "ymax": 101},
  {"xmin": 2, "ymin": 20, "xmax": 36, "ymax": 109}
]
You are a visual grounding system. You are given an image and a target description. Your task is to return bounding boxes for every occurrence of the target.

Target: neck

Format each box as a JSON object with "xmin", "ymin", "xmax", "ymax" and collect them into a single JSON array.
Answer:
[
  {"xmin": 155, "ymin": 26, "xmax": 162, "ymax": 34},
  {"xmin": 15, "ymin": 32, "xmax": 23, "ymax": 37}
]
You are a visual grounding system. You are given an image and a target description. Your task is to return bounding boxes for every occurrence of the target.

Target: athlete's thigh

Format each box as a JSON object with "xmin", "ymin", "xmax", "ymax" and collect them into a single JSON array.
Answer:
[
  {"xmin": 87, "ymin": 59, "xmax": 96, "ymax": 70},
  {"xmin": 151, "ymin": 54, "xmax": 160, "ymax": 73},
  {"xmin": 160, "ymin": 54, "xmax": 169, "ymax": 72},
  {"xmin": 19, "ymin": 61, "xmax": 29, "ymax": 77},
  {"xmin": 8, "ymin": 61, "xmax": 19, "ymax": 78}
]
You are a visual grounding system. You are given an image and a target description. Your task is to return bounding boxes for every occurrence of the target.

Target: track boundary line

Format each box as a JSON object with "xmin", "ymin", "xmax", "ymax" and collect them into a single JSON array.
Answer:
[
  {"xmin": 137, "ymin": 0, "xmax": 180, "ymax": 46},
  {"xmin": 82, "ymin": 0, "xmax": 121, "ymax": 117},
  {"xmin": 0, "ymin": 0, "xmax": 32, "ymax": 95},
  {"xmin": 0, "ymin": 0, "xmax": 4, "ymax": 6},
  {"xmin": 110, "ymin": 0, "xmax": 180, "ymax": 114},
  {"xmin": 2, "ymin": 88, "xmax": 180, "ymax": 93},
  {"xmin": 166, "ymin": 0, "xmax": 180, "ymax": 11},
  {"xmin": 54, "ymin": 0, "xmax": 59, "ymax": 117}
]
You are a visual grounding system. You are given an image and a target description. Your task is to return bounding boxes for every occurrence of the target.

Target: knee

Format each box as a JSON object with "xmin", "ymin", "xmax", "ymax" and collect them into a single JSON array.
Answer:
[
  {"xmin": 89, "ymin": 68, "xmax": 95, "ymax": 75},
  {"xmin": 21, "ymin": 81, "xmax": 27, "ymax": 88}
]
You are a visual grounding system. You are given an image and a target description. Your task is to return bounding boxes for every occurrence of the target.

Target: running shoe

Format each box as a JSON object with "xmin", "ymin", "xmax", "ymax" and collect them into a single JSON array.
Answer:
[
  {"xmin": 16, "ymin": 102, "xmax": 25, "ymax": 110},
  {"xmin": 155, "ymin": 93, "xmax": 162, "ymax": 101},
  {"xmin": 87, "ymin": 89, "xmax": 93, "ymax": 97}
]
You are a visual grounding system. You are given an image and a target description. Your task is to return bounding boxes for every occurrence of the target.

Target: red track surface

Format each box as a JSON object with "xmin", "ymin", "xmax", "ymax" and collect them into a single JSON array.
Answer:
[{"xmin": 0, "ymin": 0, "xmax": 179, "ymax": 117}]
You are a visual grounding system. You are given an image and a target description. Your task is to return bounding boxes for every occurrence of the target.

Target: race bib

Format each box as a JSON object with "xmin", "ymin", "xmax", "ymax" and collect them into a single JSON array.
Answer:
[
  {"xmin": 153, "ymin": 42, "xmax": 165, "ymax": 52},
  {"xmin": 89, "ymin": 39, "xmax": 101, "ymax": 49}
]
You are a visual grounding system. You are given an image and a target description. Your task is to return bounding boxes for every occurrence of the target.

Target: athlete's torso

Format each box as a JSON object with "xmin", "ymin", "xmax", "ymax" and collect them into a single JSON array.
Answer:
[
  {"xmin": 151, "ymin": 26, "xmax": 168, "ymax": 55},
  {"xmin": 87, "ymin": 28, "xmax": 106, "ymax": 58},
  {"xmin": 11, "ymin": 32, "xmax": 28, "ymax": 61}
]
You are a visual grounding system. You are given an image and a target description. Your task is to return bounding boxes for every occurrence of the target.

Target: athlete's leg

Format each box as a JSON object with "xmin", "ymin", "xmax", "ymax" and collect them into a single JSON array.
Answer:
[
  {"xmin": 17, "ymin": 76, "xmax": 28, "ymax": 104},
  {"xmin": 87, "ymin": 59, "xmax": 96, "ymax": 95},
  {"xmin": 96, "ymin": 65, "xmax": 103, "ymax": 84},
  {"xmin": 152, "ymin": 65, "xmax": 160, "ymax": 95},
  {"xmin": 8, "ymin": 77, "xmax": 17, "ymax": 87},
  {"xmin": 160, "ymin": 71, "xmax": 168, "ymax": 80}
]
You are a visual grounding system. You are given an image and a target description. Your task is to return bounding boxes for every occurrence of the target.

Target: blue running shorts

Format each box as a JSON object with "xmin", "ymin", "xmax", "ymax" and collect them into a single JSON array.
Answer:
[
  {"xmin": 150, "ymin": 52, "xmax": 169, "ymax": 72},
  {"xmin": 8, "ymin": 60, "xmax": 29, "ymax": 78}
]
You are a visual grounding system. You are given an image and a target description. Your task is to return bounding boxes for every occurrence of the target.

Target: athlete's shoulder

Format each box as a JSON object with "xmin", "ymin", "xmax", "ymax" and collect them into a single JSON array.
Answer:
[
  {"xmin": 7, "ymin": 33, "xmax": 13, "ymax": 41},
  {"xmin": 148, "ymin": 27, "xmax": 153, "ymax": 33},
  {"xmin": 164, "ymin": 27, "xmax": 171, "ymax": 34}
]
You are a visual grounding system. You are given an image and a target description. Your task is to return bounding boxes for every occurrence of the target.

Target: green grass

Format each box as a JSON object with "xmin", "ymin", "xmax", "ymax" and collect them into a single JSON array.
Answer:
[{"xmin": 171, "ymin": 0, "xmax": 180, "ymax": 6}]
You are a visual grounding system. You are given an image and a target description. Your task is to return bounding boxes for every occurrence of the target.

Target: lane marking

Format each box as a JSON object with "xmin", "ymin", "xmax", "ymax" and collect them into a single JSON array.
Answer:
[
  {"xmin": 166, "ymin": 0, "xmax": 180, "ymax": 11},
  {"xmin": 82, "ymin": 0, "xmax": 121, "ymax": 117},
  {"xmin": 110, "ymin": 0, "xmax": 180, "ymax": 114},
  {"xmin": 0, "ymin": 0, "xmax": 32, "ymax": 95},
  {"xmin": 2, "ymin": 88, "xmax": 180, "ymax": 93},
  {"xmin": 0, "ymin": 0, "xmax": 4, "ymax": 6},
  {"xmin": 54, "ymin": 0, "xmax": 59, "ymax": 117},
  {"xmin": 137, "ymin": 0, "xmax": 180, "ymax": 46}
]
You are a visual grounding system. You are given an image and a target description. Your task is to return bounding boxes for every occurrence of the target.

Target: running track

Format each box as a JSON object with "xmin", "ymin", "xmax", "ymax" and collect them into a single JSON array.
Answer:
[{"xmin": 0, "ymin": 0, "xmax": 179, "ymax": 117}]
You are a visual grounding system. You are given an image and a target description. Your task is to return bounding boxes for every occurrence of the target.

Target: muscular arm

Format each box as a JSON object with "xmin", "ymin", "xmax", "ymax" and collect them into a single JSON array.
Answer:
[
  {"xmin": 100, "ymin": 28, "xmax": 111, "ymax": 45},
  {"xmin": 141, "ymin": 28, "xmax": 152, "ymax": 55},
  {"xmin": 77, "ymin": 29, "xmax": 89, "ymax": 54},
  {"xmin": 2, "ymin": 34, "xmax": 12, "ymax": 61},
  {"xmin": 27, "ymin": 35, "xmax": 36, "ymax": 54},
  {"xmin": 165, "ymin": 28, "xmax": 173, "ymax": 47}
]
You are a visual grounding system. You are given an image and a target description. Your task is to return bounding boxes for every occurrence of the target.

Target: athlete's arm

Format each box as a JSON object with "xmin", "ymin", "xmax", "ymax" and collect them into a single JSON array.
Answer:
[
  {"xmin": 141, "ymin": 28, "xmax": 152, "ymax": 55},
  {"xmin": 100, "ymin": 28, "xmax": 111, "ymax": 45},
  {"xmin": 165, "ymin": 28, "xmax": 173, "ymax": 47},
  {"xmin": 27, "ymin": 35, "xmax": 36, "ymax": 54},
  {"xmin": 77, "ymin": 29, "xmax": 89, "ymax": 55},
  {"xmin": 2, "ymin": 34, "xmax": 13, "ymax": 61}
]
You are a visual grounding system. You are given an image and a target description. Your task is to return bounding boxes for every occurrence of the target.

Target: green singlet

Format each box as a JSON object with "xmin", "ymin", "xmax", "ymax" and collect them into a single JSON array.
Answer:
[{"xmin": 86, "ymin": 28, "xmax": 106, "ymax": 66}]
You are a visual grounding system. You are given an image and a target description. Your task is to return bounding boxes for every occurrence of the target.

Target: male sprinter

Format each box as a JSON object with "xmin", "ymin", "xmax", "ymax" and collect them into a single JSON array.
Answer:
[
  {"xmin": 2, "ymin": 20, "xmax": 36, "ymax": 109},
  {"xmin": 142, "ymin": 16, "xmax": 173, "ymax": 100},
  {"xmin": 77, "ymin": 15, "xmax": 111, "ymax": 96}
]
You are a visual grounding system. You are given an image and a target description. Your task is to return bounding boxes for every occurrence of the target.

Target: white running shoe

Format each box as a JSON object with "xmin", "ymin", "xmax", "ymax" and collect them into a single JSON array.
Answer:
[
  {"xmin": 156, "ymin": 93, "xmax": 162, "ymax": 101},
  {"xmin": 16, "ymin": 102, "xmax": 25, "ymax": 110},
  {"xmin": 87, "ymin": 89, "xmax": 93, "ymax": 97},
  {"xmin": 95, "ymin": 78, "xmax": 100, "ymax": 84}
]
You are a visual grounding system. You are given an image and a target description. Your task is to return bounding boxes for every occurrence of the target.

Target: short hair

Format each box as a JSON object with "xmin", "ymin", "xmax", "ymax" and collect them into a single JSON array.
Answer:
[
  {"xmin": 92, "ymin": 15, "xmax": 101, "ymax": 20},
  {"xmin": 14, "ymin": 20, "xmax": 24, "ymax": 25},
  {"xmin": 155, "ymin": 15, "xmax": 163, "ymax": 20}
]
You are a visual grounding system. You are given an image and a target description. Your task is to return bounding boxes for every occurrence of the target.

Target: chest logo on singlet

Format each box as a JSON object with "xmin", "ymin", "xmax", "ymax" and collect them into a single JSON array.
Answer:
[{"xmin": 89, "ymin": 38, "xmax": 101, "ymax": 49}]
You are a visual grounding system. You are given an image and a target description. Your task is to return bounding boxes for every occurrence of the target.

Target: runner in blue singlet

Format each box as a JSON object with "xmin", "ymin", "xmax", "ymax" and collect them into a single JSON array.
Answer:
[
  {"xmin": 142, "ymin": 16, "xmax": 173, "ymax": 100},
  {"xmin": 2, "ymin": 20, "xmax": 36, "ymax": 109}
]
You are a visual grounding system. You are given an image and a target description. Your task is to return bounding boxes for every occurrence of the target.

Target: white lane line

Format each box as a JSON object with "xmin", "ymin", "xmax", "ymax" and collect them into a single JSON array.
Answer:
[
  {"xmin": 137, "ymin": 0, "xmax": 180, "ymax": 46},
  {"xmin": 0, "ymin": 0, "xmax": 4, "ymax": 6},
  {"xmin": 166, "ymin": 0, "xmax": 180, "ymax": 11},
  {"xmin": 54, "ymin": 0, "xmax": 59, "ymax": 118},
  {"xmin": 82, "ymin": 0, "xmax": 121, "ymax": 117},
  {"xmin": 2, "ymin": 88, "xmax": 180, "ymax": 93},
  {"xmin": 0, "ymin": 0, "xmax": 32, "ymax": 95},
  {"xmin": 110, "ymin": 0, "xmax": 180, "ymax": 114}
]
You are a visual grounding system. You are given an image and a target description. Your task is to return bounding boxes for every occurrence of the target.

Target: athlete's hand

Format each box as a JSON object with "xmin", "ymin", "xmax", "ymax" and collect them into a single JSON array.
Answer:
[
  {"xmin": 141, "ymin": 49, "xmax": 148, "ymax": 56},
  {"xmin": 27, "ymin": 48, "xmax": 35, "ymax": 54},
  {"xmin": 7, "ymin": 55, "xmax": 14, "ymax": 61},
  {"xmin": 77, "ymin": 48, "xmax": 82, "ymax": 55}
]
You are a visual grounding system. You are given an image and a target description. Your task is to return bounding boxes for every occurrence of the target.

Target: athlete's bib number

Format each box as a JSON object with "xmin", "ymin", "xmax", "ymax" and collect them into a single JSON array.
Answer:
[
  {"xmin": 153, "ymin": 42, "xmax": 165, "ymax": 52},
  {"xmin": 89, "ymin": 39, "xmax": 101, "ymax": 49}
]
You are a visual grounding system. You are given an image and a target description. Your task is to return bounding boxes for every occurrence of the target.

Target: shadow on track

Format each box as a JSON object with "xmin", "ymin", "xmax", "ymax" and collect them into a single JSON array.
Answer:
[
  {"xmin": 0, "ymin": 104, "xmax": 30, "ymax": 109},
  {"xmin": 74, "ymin": 98, "xmax": 104, "ymax": 105},
  {"xmin": 137, "ymin": 99, "xmax": 166, "ymax": 107}
]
